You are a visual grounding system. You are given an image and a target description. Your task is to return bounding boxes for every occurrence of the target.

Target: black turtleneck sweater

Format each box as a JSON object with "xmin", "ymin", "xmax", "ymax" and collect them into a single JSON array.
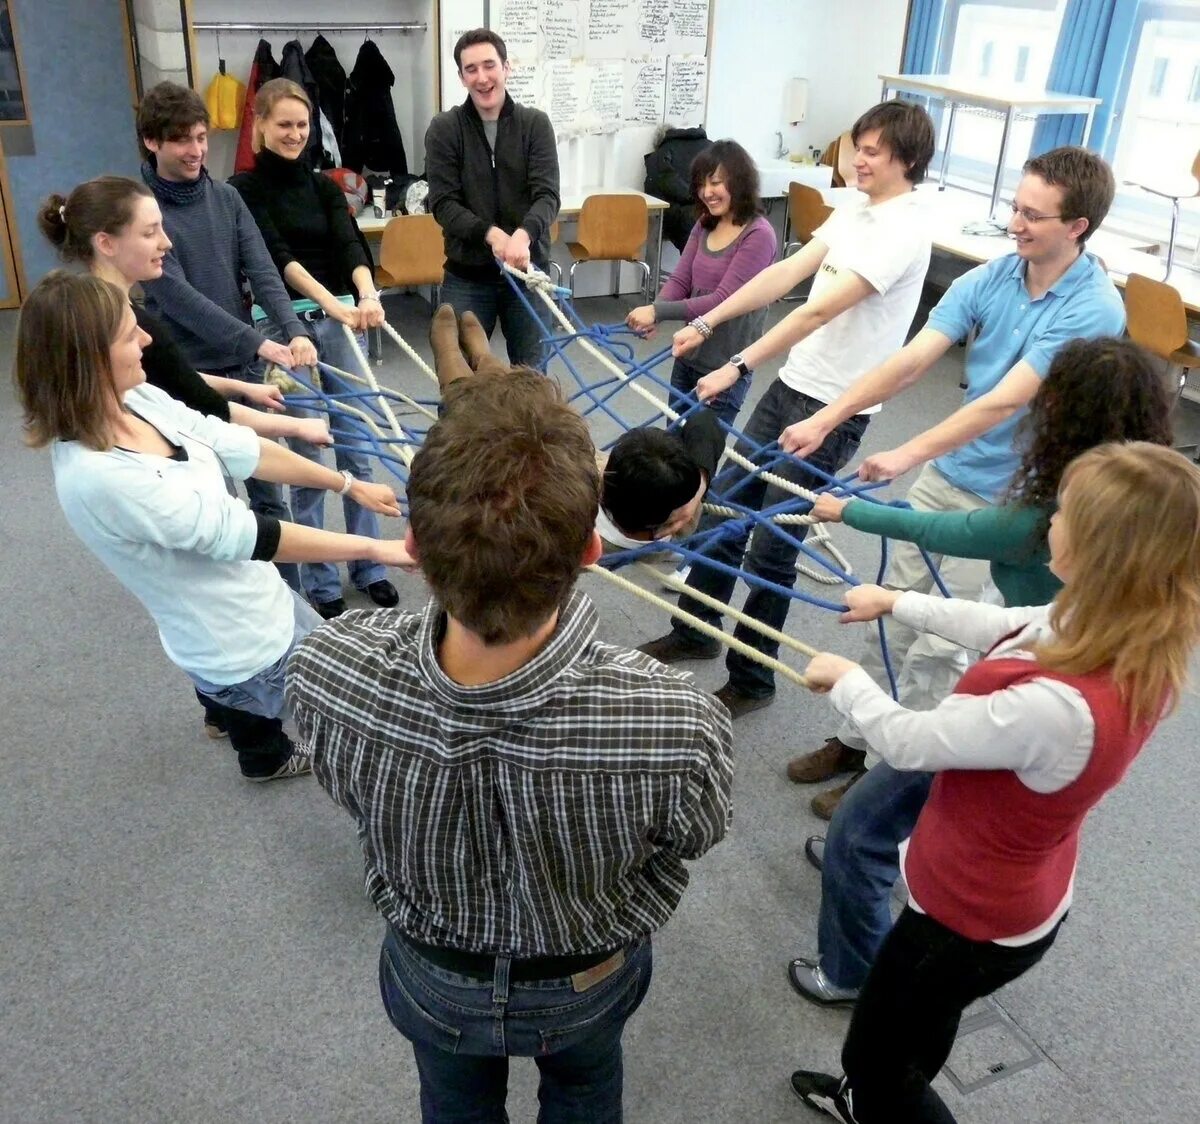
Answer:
[{"xmin": 228, "ymin": 148, "xmax": 371, "ymax": 300}]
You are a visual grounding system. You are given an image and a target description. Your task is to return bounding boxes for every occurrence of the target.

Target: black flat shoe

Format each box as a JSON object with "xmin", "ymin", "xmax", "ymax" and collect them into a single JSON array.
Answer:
[
  {"xmin": 365, "ymin": 579, "xmax": 399, "ymax": 607},
  {"xmin": 315, "ymin": 597, "xmax": 347, "ymax": 620}
]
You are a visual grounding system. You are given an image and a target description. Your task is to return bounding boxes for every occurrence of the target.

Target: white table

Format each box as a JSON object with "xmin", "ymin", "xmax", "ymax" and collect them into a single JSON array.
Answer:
[
  {"xmin": 357, "ymin": 187, "xmax": 671, "ymax": 292},
  {"xmin": 879, "ymin": 73, "xmax": 1102, "ymax": 222}
]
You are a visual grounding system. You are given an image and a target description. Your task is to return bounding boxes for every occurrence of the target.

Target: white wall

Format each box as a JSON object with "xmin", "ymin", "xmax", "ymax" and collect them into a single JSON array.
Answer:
[{"xmin": 706, "ymin": 0, "xmax": 908, "ymax": 166}]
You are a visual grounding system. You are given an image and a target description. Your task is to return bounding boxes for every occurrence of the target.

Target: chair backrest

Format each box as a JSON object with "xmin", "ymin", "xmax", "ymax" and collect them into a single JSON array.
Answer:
[
  {"xmin": 821, "ymin": 131, "xmax": 856, "ymax": 187},
  {"xmin": 1124, "ymin": 273, "xmax": 1189, "ymax": 359},
  {"xmin": 575, "ymin": 194, "xmax": 649, "ymax": 259},
  {"xmin": 379, "ymin": 214, "xmax": 445, "ymax": 286},
  {"xmin": 787, "ymin": 182, "xmax": 834, "ymax": 243}
]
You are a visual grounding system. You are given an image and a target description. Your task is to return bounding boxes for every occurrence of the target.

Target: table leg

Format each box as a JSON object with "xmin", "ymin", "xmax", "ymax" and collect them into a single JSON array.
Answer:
[
  {"xmin": 1083, "ymin": 106, "xmax": 1097, "ymax": 148},
  {"xmin": 649, "ymin": 210, "xmax": 664, "ymax": 294},
  {"xmin": 939, "ymin": 102, "xmax": 959, "ymax": 191},
  {"xmin": 990, "ymin": 107, "xmax": 1016, "ymax": 221}
]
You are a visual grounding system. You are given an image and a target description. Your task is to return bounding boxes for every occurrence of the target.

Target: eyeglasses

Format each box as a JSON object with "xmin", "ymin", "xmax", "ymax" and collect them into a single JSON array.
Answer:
[{"xmin": 1007, "ymin": 200, "xmax": 1064, "ymax": 224}]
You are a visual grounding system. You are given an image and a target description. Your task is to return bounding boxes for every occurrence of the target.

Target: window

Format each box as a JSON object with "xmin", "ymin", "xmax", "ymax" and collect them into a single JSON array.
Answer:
[
  {"xmin": 1015, "ymin": 44, "xmax": 1030, "ymax": 83},
  {"xmin": 981, "ymin": 40, "xmax": 995, "ymax": 78},
  {"xmin": 1149, "ymin": 57, "xmax": 1169, "ymax": 97}
]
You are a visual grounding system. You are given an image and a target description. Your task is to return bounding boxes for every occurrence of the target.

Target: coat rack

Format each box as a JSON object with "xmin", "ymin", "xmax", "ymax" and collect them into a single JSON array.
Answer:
[{"xmin": 192, "ymin": 22, "xmax": 427, "ymax": 34}]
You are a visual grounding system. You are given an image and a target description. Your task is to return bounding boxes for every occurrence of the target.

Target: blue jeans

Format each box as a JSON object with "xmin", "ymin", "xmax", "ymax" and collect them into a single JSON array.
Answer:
[
  {"xmin": 442, "ymin": 269, "xmax": 550, "ymax": 370},
  {"xmin": 188, "ymin": 593, "xmax": 322, "ymax": 776},
  {"xmin": 671, "ymin": 379, "xmax": 868, "ymax": 696},
  {"xmin": 817, "ymin": 763, "xmax": 934, "ymax": 989},
  {"xmin": 379, "ymin": 927, "xmax": 653, "ymax": 1123},
  {"xmin": 264, "ymin": 317, "xmax": 389, "ymax": 605},
  {"xmin": 216, "ymin": 359, "xmax": 302, "ymax": 594},
  {"xmin": 668, "ymin": 357, "xmax": 749, "ymax": 429}
]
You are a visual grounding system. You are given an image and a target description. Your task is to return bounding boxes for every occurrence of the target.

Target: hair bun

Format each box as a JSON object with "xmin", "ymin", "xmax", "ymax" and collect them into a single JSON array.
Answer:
[{"xmin": 38, "ymin": 193, "xmax": 70, "ymax": 246}]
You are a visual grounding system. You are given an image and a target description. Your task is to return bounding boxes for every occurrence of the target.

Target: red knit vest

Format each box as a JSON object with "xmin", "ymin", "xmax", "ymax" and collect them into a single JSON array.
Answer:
[{"xmin": 904, "ymin": 649, "xmax": 1156, "ymax": 941}]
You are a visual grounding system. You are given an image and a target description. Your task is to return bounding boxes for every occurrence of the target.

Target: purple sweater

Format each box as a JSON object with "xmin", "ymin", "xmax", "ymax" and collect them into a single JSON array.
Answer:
[{"xmin": 653, "ymin": 215, "xmax": 777, "ymax": 372}]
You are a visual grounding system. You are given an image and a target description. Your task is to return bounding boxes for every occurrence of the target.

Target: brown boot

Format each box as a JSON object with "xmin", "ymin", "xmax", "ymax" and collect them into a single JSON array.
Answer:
[
  {"xmin": 786, "ymin": 737, "xmax": 866, "ymax": 784},
  {"xmin": 458, "ymin": 309, "xmax": 493, "ymax": 367},
  {"xmin": 429, "ymin": 304, "xmax": 474, "ymax": 391},
  {"xmin": 810, "ymin": 771, "xmax": 865, "ymax": 821}
]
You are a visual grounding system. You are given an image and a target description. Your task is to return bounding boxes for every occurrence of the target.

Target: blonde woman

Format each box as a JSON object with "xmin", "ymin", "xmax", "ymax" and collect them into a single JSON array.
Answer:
[
  {"xmin": 790, "ymin": 442, "xmax": 1200, "ymax": 1123},
  {"xmin": 229, "ymin": 77, "xmax": 396, "ymax": 620}
]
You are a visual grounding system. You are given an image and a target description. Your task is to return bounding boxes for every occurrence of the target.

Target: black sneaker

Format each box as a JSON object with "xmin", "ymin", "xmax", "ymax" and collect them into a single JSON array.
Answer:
[
  {"xmin": 364, "ymin": 579, "xmax": 399, "ymax": 607},
  {"xmin": 243, "ymin": 755, "xmax": 313, "ymax": 783},
  {"xmin": 315, "ymin": 597, "xmax": 347, "ymax": 620},
  {"xmin": 790, "ymin": 1071, "xmax": 858, "ymax": 1121},
  {"xmin": 637, "ymin": 631, "xmax": 722, "ymax": 664},
  {"xmin": 714, "ymin": 681, "xmax": 775, "ymax": 719}
]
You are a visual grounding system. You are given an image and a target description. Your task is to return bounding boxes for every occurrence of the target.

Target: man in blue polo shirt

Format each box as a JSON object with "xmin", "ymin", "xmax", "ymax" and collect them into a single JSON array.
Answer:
[
  {"xmin": 775, "ymin": 146, "xmax": 1126, "ymax": 1021},
  {"xmin": 782, "ymin": 145, "xmax": 1123, "ymax": 796}
]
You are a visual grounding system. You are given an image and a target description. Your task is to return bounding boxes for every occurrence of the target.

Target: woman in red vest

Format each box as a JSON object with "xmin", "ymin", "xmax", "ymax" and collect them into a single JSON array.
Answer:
[{"xmin": 790, "ymin": 441, "xmax": 1200, "ymax": 1123}]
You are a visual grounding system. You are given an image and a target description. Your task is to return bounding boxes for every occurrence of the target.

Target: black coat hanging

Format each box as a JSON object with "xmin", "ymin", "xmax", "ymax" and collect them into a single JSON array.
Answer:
[{"xmin": 342, "ymin": 39, "xmax": 409, "ymax": 180}]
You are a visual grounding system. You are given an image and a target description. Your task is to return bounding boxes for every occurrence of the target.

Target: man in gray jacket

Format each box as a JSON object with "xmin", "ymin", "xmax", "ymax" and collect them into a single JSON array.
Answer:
[{"xmin": 425, "ymin": 29, "xmax": 560, "ymax": 368}]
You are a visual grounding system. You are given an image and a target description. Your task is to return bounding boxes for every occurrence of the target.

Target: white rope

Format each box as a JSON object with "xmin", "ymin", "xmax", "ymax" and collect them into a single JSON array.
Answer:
[
  {"xmin": 379, "ymin": 319, "xmax": 441, "ymax": 387},
  {"xmin": 586, "ymin": 563, "xmax": 813, "ymax": 689},
  {"xmin": 311, "ymin": 358, "xmax": 439, "ymax": 423}
]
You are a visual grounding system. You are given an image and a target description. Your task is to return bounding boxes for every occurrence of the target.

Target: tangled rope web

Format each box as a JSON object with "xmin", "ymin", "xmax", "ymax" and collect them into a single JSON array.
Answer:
[{"xmin": 268, "ymin": 267, "xmax": 948, "ymax": 694}]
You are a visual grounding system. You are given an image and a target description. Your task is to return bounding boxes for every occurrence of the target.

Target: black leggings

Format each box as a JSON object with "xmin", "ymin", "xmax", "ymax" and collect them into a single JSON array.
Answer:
[{"xmin": 841, "ymin": 906, "xmax": 1062, "ymax": 1123}]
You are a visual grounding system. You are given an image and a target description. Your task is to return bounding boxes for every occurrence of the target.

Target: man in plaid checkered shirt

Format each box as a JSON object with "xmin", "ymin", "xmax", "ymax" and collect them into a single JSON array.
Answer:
[{"xmin": 287, "ymin": 369, "xmax": 733, "ymax": 1122}]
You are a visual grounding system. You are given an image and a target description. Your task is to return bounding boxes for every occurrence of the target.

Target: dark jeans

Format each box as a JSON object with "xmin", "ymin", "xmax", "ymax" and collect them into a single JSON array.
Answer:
[
  {"xmin": 379, "ymin": 926, "xmax": 652, "ymax": 1123},
  {"xmin": 671, "ymin": 379, "xmax": 867, "ymax": 696},
  {"xmin": 842, "ymin": 906, "xmax": 1062, "ymax": 1122},
  {"xmin": 819, "ymin": 764, "xmax": 935, "ymax": 989},
  {"xmin": 442, "ymin": 269, "xmax": 550, "ymax": 370},
  {"xmin": 668, "ymin": 357, "xmax": 750, "ymax": 428},
  {"xmin": 194, "ymin": 689, "xmax": 293, "ymax": 777},
  {"xmin": 214, "ymin": 359, "xmax": 302, "ymax": 594}
]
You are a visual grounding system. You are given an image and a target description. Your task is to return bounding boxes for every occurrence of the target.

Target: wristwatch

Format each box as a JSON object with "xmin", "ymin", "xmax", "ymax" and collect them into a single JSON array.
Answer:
[
  {"xmin": 339, "ymin": 470, "xmax": 356, "ymax": 495},
  {"xmin": 729, "ymin": 353, "xmax": 752, "ymax": 378}
]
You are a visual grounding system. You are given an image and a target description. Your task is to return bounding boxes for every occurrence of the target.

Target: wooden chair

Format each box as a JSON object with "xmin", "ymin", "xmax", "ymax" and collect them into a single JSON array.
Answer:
[
  {"xmin": 565, "ymin": 194, "xmax": 651, "ymax": 300},
  {"xmin": 1125, "ymin": 149, "xmax": 1200, "ymax": 278},
  {"xmin": 781, "ymin": 183, "xmax": 834, "ymax": 302},
  {"xmin": 1124, "ymin": 272, "xmax": 1200, "ymax": 458},
  {"xmin": 820, "ymin": 131, "xmax": 857, "ymax": 188},
  {"xmin": 376, "ymin": 213, "xmax": 445, "ymax": 300}
]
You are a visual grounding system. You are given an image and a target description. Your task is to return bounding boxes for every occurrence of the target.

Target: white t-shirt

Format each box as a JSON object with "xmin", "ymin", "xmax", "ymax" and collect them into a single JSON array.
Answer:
[{"xmin": 777, "ymin": 190, "xmax": 932, "ymax": 412}]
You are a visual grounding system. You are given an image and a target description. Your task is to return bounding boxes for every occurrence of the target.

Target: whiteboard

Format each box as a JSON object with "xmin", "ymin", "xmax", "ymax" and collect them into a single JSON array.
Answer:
[{"xmin": 439, "ymin": 0, "xmax": 711, "ymax": 140}]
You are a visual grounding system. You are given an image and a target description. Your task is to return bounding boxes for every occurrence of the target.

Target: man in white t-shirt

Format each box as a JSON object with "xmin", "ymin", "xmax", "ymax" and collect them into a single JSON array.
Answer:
[{"xmin": 637, "ymin": 100, "xmax": 935, "ymax": 719}]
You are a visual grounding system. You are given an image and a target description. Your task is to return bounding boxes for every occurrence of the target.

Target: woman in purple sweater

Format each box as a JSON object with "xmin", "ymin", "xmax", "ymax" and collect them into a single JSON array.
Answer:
[{"xmin": 626, "ymin": 140, "xmax": 777, "ymax": 426}]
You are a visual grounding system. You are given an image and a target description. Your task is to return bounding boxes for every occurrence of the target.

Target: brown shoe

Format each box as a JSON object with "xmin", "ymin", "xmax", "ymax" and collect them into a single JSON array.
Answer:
[
  {"xmin": 458, "ymin": 309, "xmax": 494, "ymax": 368},
  {"xmin": 810, "ymin": 771, "xmax": 865, "ymax": 821},
  {"xmin": 429, "ymin": 304, "xmax": 473, "ymax": 391},
  {"xmin": 786, "ymin": 737, "xmax": 866, "ymax": 784}
]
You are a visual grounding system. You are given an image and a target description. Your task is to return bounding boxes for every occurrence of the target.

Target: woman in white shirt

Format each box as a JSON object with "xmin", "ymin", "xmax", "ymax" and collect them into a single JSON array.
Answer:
[
  {"xmin": 789, "ymin": 441, "xmax": 1200, "ymax": 1123},
  {"xmin": 13, "ymin": 271, "xmax": 411, "ymax": 783}
]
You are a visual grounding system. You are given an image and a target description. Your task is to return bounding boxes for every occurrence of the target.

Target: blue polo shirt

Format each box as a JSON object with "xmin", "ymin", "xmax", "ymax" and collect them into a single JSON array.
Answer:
[{"xmin": 926, "ymin": 251, "xmax": 1125, "ymax": 501}]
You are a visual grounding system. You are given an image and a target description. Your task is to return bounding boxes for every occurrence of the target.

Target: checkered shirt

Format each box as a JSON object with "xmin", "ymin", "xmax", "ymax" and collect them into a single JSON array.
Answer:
[{"xmin": 286, "ymin": 589, "xmax": 734, "ymax": 956}]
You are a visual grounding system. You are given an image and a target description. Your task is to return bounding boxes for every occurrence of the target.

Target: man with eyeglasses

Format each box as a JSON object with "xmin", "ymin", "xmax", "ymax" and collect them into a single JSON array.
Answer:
[{"xmin": 776, "ymin": 146, "xmax": 1125, "ymax": 1028}]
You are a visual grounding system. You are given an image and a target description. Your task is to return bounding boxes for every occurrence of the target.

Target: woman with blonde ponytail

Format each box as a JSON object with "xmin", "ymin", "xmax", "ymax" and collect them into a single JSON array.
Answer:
[{"xmin": 790, "ymin": 441, "xmax": 1200, "ymax": 1123}]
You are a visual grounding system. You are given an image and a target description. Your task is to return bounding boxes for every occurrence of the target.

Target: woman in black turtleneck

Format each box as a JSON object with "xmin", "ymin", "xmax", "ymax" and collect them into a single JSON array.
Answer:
[{"xmin": 230, "ymin": 77, "xmax": 398, "ymax": 620}]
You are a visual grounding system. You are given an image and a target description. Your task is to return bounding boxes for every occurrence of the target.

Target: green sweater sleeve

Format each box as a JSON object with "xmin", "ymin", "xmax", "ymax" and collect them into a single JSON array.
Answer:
[{"xmin": 842, "ymin": 500, "xmax": 1048, "ymax": 564}]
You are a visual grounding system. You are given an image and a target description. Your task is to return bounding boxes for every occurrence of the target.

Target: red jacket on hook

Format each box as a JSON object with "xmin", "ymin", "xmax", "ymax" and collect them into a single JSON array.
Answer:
[{"xmin": 234, "ymin": 38, "xmax": 280, "ymax": 174}]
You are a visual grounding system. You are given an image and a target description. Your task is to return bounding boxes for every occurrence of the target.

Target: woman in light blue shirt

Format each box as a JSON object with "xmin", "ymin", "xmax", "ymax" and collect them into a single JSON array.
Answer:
[{"xmin": 13, "ymin": 271, "xmax": 412, "ymax": 783}]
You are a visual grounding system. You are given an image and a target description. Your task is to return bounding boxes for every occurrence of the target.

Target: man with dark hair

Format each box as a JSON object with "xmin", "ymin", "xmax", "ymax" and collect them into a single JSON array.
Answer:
[
  {"xmin": 636, "ymin": 99, "xmax": 937, "ymax": 721},
  {"xmin": 425, "ymin": 28, "xmax": 560, "ymax": 368},
  {"xmin": 136, "ymin": 81, "xmax": 318, "ymax": 594},
  {"xmin": 286, "ymin": 372, "xmax": 732, "ymax": 1120}
]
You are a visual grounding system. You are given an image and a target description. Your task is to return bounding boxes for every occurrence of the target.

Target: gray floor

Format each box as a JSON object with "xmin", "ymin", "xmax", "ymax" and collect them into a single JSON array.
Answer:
[{"xmin": 2, "ymin": 293, "xmax": 1198, "ymax": 1124}]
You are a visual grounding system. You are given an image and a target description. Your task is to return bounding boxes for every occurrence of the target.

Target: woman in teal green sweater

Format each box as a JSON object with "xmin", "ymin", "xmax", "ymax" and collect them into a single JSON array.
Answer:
[{"xmin": 811, "ymin": 336, "xmax": 1173, "ymax": 607}]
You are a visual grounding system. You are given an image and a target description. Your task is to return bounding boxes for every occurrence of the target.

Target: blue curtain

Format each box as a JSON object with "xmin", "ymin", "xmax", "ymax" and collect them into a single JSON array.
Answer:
[
  {"xmin": 1029, "ymin": 0, "xmax": 1138, "ymax": 155},
  {"xmin": 901, "ymin": 0, "xmax": 946, "ymax": 74}
]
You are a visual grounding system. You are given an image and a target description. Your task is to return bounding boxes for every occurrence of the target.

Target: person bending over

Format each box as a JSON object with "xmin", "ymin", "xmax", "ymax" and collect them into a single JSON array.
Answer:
[
  {"xmin": 13, "ymin": 272, "xmax": 410, "ymax": 784},
  {"xmin": 430, "ymin": 302, "xmax": 724, "ymax": 549},
  {"xmin": 790, "ymin": 441, "xmax": 1200, "ymax": 1123},
  {"xmin": 781, "ymin": 336, "xmax": 1172, "ymax": 1010},
  {"xmin": 287, "ymin": 370, "xmax": 732, "ymax": 1121}
]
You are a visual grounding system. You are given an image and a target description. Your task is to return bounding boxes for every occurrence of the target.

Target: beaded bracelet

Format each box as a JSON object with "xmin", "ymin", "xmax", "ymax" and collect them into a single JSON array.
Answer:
[{"xmin": 689, "ymin": 315, "xmax": 713, "ymax": 339}]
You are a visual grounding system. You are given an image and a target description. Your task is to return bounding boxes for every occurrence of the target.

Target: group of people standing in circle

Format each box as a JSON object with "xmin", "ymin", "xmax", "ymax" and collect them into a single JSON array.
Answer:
[{"xmin": 13, "ymin": 25, "xmax": 1200, "ymax": 1123}]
